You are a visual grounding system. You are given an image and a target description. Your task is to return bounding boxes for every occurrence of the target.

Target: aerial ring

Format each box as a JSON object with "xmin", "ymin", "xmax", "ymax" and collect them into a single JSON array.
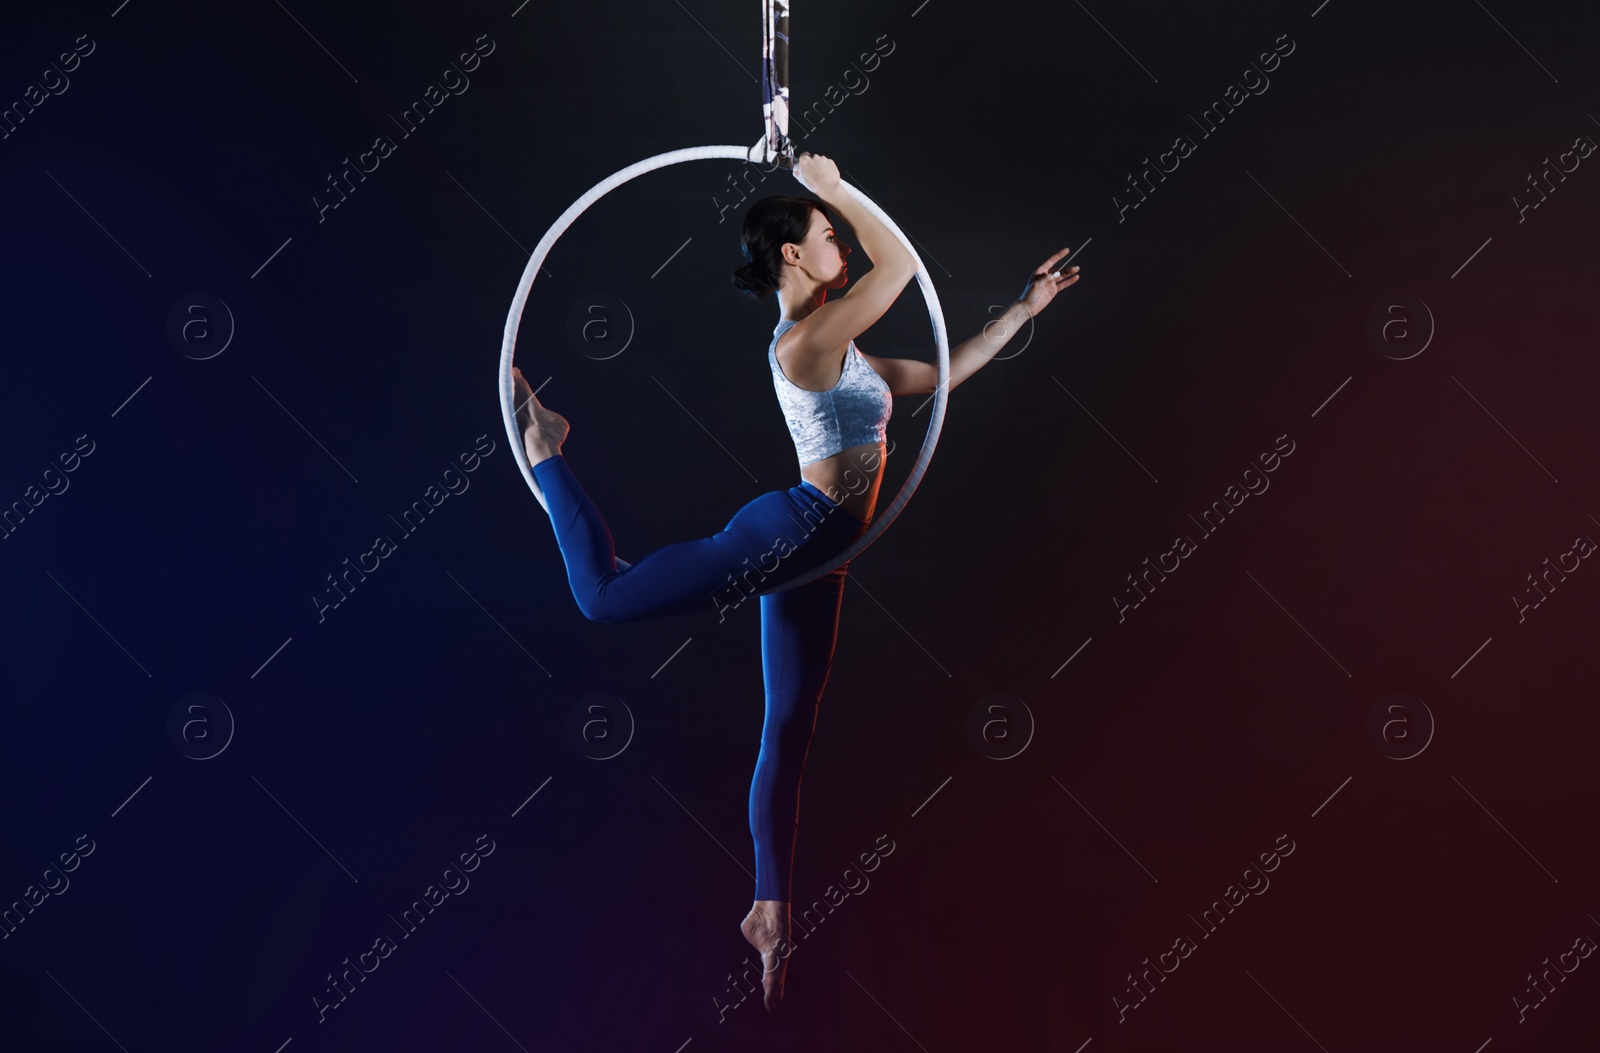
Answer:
[{"xmin": 498, "ymin": 145, "xmax": 949, "ymax": 593}]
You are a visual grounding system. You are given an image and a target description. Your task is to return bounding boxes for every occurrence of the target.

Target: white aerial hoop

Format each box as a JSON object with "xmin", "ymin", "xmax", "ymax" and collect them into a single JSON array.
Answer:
[
  {"xmin": 499, "ymin": 4, "xmax": 948, "ymax": 593},
  {"xmin": 497, "ymin": 146, "xmax": 949, "ymax": 592}
]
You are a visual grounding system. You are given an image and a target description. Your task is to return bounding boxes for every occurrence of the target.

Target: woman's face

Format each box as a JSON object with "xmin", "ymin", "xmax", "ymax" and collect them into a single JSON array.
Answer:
[{"xmin": 790, "ymin": 207, "xmax": 852, "ymax": 289}]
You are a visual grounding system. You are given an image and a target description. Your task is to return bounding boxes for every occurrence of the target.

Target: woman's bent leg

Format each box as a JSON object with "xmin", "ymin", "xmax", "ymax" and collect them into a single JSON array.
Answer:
[
  {"xmin": 748, "ymin": 562, "xmax": 851, "ymax": 902},
  {"xmin": 531, "ymin": 454, "xmax": 847, "ymax": 624}
]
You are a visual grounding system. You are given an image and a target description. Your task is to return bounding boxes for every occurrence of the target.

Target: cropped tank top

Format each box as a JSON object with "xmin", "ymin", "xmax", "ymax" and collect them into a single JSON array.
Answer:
[{"xmin": 768, "ymin": 317, "xmax": 892, "ymax": 467}]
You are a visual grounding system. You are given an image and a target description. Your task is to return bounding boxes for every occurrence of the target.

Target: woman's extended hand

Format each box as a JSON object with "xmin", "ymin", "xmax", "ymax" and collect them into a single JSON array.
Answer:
[
  {"xmin": 1018, "ymin": 247, "xmax": 1081, "ymax": 316},
  {"xmin": 793, "ymin": 151, "xmax": 841, "ymax": 195}
]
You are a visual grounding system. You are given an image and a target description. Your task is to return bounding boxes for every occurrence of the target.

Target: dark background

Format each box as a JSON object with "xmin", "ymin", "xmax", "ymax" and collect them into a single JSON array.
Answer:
[{"xmin": 2, "ymin": 0, "xmax": 1599, "ymax": 1049}]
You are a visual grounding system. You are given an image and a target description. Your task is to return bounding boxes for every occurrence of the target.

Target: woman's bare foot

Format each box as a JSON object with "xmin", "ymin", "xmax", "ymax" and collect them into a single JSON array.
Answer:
[
  {"xmin": 740, "ymin": 900, "xmax": 791, "ymax": 1010},
  {"xmin": 511, "ymin": 366, "xmax": 570, "ymax": 466}
]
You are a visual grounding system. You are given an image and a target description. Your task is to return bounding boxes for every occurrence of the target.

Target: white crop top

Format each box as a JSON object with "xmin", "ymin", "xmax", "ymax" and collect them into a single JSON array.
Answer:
[{"xmin": 768, "ymin": 318, "xmax": 892, "ymax": 467}]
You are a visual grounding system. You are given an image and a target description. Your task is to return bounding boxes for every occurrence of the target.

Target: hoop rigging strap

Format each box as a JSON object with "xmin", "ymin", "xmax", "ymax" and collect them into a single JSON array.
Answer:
[{"xmin": 751, "ymin": 0, "xmax": 795, "ymax": 167}]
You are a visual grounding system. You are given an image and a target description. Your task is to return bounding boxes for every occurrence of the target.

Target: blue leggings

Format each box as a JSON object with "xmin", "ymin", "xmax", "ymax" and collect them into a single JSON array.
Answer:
[{"xmin": 530, "ymin": 454, "xmax": 870, "ymax": 901}]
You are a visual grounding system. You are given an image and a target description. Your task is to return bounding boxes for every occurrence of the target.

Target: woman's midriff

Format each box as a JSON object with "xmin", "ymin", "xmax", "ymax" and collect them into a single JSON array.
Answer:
[{"xmin": 800, "ymin": 440, "xmax": 886, "ymax": 524}]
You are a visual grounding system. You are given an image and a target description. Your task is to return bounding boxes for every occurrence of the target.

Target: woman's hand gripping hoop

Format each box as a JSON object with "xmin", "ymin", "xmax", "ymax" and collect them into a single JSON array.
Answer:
[{"xmin": 497, "ymin": 145, "xmax": 949, "ymax": 592}]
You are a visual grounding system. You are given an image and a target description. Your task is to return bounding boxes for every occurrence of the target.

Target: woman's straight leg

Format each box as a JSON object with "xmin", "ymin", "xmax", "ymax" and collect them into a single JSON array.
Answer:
[{"xmin": 748, "ymin": 561, "xmax": 852, "ymax": 902}]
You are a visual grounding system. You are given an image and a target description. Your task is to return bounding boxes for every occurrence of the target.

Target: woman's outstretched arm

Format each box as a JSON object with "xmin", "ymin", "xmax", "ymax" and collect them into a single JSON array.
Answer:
[{"xmin": 860, "ymin": 247, "xmax": 1082, "ymax": 396}]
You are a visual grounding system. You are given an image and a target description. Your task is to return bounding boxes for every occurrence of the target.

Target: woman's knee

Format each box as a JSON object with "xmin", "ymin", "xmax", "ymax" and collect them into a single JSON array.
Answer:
[
  {"xmin": 762, "ymin": 694, "xmax": 823, "ymax": 742},
  {"xmin": 575, "ymin": 584, "xmax": 623, "ymax": 624}
]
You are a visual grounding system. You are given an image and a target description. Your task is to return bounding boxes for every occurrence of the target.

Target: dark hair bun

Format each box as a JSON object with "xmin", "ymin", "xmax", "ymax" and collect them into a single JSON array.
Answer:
[{"xmin": 731, "ymin": 261, "xmax": 776, "ymax": 298}]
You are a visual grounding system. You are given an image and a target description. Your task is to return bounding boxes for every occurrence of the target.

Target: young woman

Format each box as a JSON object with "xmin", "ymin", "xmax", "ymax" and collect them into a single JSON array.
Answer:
[{"xmin": 512, "ymin": 151, "xmax": 1079, "ymax": 1010}]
